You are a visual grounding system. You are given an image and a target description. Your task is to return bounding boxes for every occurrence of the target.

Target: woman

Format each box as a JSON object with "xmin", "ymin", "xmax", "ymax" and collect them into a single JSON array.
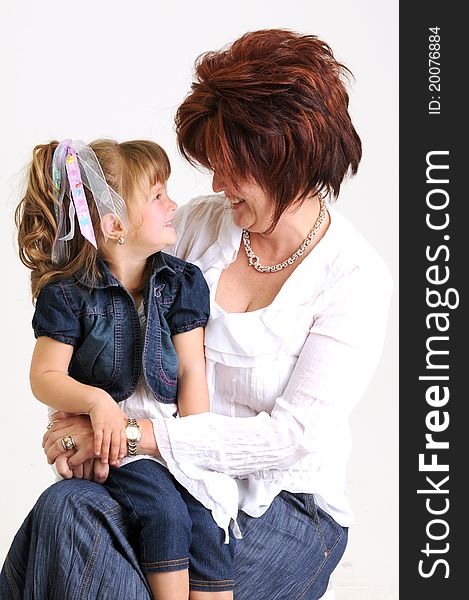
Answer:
[{"xmin": 1, "ymin": 29, "xmax": 392, "ymax": 599}]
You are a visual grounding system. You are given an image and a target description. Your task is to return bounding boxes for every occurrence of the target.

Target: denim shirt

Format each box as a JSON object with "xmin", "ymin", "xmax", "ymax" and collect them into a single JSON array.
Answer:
[{"xmin": 32, "ymin": 252, "xmax": 210, "ymax": 403}]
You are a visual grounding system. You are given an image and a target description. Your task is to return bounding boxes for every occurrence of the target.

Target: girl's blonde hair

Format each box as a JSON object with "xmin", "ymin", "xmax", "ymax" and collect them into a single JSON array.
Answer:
[{"xmin": 16, "ymin": 139, "xmax": 171, "ymax": 300}]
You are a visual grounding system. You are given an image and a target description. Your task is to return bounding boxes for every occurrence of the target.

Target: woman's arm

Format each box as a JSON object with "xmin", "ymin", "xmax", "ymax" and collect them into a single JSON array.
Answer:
[
  {"xmin": 172, "ymin": 327, "xmax": 210, "ymax": 416},
  {"xmin": 153, "ymin": 264, "xmax": 393, "ymax": 477},
  {"xmin": 31, "ymin": 337, "xmax": 127, "ymax": 464}
]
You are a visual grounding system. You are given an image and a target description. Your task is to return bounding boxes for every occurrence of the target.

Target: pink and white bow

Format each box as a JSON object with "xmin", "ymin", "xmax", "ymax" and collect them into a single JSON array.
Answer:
[{"xmin": 51, "ymin": 140, "xmax": 128, "ymax": 264}]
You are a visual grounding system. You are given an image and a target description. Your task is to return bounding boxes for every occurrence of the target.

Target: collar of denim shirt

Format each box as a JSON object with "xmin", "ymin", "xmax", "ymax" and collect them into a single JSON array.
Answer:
[{"xmin": 75, "ymin": 252, "xmax": 177, "ymax": 289}]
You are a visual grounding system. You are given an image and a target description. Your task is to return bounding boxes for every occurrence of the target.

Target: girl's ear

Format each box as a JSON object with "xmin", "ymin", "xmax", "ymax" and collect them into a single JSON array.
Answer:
[{"xmin": 100, "ymin": 214, "xmax": 126, "ymax": 241}]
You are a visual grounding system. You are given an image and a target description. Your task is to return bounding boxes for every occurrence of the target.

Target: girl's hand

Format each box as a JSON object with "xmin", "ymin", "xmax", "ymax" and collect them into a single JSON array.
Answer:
[{"xmin": 88, "ymin": 397, "xmax": 128, "ymax": 466}]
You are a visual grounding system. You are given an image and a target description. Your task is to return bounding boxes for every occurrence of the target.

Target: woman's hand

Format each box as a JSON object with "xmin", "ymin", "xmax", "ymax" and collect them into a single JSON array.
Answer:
[
  {"xmin": 43, "ymin": 412, "xmax": 95, "ymax": 465},
  {"xmin": 44, "ymin": 412, "xmax": 160, "ymax": 475},
  {"xmin": 70, "ymin": 458, "xmax": 93, "ymax": 480},
  {"xmin": 91, "ymin": 459, "xmax": 110, "ymax": 483},
  {"xmin": 71, "ymin": 458, "xmax": 110, "ymax": 483},
  {"xmin": 54, "ymin": 454, "xmax": 110, "ymax": 483},
  {"xmin": 44, "ymin": 413, "xmax": 110, "ymax": 482}
]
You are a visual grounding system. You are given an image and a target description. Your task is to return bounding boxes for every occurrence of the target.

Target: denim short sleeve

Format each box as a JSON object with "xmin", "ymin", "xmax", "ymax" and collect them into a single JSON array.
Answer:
[
  {"xmin": 32, "ymin": 281, "xmax": 81, "ymax": 346},
  {"xmin": 166, "ymin": 263, "xmax": 210, "ymax": 335}
]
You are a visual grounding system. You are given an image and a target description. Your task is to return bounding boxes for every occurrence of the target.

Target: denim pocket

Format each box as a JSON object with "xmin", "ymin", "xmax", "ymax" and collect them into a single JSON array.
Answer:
[
  {"xmin": 71, "ymin": 312, "xmax": 121, "ymax": 390},
  {"xmin": 286, "ymin": 492, "xmax": 347, "ymax": 559},
  {"xmin": 238, "ymin": 492, "xmax": 319, "ymax": 541},
  {"xmin": 281, "ymin": 491, "xmax": 344, "ymax": 558}
]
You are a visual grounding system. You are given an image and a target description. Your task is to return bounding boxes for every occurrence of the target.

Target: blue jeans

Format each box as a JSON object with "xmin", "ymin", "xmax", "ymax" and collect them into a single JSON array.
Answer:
[
  {"xmin": 105, "ymin": 460, "xmax": 234, "ymax": 591},
  {"xmin": 0, "ymin": 480, "xmax": 347, "ymax": 599}
]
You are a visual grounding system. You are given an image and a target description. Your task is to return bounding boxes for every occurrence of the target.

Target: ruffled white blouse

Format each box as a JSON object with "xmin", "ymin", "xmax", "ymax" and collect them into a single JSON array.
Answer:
[{"xmin": 153, "ymin": 194, "xmax": 393, "ymax": 537}]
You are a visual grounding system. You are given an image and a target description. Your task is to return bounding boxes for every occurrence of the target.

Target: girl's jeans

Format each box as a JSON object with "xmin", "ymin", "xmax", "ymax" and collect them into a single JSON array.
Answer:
[
  {"xmin": 105, "ymin": 459, "xmax": 235, "ymax": 592},
  {"xmin": 0, "ymin": 479, "xmax": 347, "ymax": 600}
]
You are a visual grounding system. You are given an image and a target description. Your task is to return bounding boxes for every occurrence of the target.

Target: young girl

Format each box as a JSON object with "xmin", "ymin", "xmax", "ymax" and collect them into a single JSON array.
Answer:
[{"xmin": 16, "ymin": 138, "xmax": 236, "ymax": 600}]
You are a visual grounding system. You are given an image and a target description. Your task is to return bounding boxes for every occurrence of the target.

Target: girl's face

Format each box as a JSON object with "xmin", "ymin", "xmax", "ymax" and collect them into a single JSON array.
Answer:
[
  {"xmin": 130, "ymin": 181, "xmax": 177, "ymax": 254},
  {"xmin": 212, "ymin": 172, "xmax": 274, "ymax": 233}
]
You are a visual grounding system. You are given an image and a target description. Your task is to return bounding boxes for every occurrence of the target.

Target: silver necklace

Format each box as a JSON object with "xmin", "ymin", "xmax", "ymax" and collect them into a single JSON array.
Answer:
[{"xmin": 242, "ymin": 199, "xmax": 327, "ymax": 273}]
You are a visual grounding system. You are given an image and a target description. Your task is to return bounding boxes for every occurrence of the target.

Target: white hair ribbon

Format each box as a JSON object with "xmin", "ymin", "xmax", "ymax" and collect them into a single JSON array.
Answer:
[{"xmin": 51, "ymin": 140, "xmax": 128, "ymax": 265}]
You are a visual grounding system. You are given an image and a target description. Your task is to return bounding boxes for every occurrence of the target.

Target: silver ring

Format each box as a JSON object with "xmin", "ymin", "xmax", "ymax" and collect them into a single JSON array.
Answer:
[
  {"xmin": 46, "ymin": 419, "xmax": 60, "ymax": 430},
  {"xmin": 61, "ymin": 435, "xmax": 76, "ymax": 451}
]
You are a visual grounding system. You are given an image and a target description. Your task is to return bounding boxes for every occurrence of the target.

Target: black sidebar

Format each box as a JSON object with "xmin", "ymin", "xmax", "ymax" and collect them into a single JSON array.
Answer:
[{"xmin": 400, "ymin": 3, "xmax": 466, "ymax": 597}]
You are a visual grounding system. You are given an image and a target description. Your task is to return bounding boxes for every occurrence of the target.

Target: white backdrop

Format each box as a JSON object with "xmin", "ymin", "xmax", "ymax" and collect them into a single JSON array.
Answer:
[{"xmin": 0, "ymin": 2, "xmax": 398, "ymax": 599}]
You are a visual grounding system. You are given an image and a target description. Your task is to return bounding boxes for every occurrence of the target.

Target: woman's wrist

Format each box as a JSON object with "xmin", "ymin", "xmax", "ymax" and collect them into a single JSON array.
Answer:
[{"xmin": 136, "ymin": 418, "xmax": 160, "ymax": 457}]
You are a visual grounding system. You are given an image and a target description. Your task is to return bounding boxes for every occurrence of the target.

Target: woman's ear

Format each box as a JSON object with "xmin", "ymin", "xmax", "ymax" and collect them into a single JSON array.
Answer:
[{"xmin": 100, "ymin": 214, "xmax": 126, "ymax": 241}]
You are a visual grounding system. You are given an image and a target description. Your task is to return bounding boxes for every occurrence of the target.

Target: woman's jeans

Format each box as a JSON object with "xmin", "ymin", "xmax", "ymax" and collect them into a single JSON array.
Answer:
[{"xmin": 0, "ymin": 479, "xmax": 347, "ymax": 600}]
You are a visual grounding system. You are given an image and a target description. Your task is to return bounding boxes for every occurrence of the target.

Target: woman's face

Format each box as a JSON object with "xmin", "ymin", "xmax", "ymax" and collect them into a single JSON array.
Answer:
[{"xmin": 212, "ymin": 172, "xmax": 274, "ymax": 233}]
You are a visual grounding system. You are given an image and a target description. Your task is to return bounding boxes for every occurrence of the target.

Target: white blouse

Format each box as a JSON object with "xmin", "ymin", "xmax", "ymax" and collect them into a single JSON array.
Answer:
[{"xmin": 152, "ymin": 194, "xmax": 393, "ymax": 536}]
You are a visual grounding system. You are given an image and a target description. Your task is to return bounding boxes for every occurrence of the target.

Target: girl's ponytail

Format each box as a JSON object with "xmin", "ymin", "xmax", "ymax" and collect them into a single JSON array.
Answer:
[{"xmin": 15, "ymin": 142, "xmax": 61, "ymax": 300}]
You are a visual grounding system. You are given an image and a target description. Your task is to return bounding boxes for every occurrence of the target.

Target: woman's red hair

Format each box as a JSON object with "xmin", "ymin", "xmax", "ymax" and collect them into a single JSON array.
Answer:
[{"xmin": 176, "ymin": 28, "xmax": 362, "ymax": 229}]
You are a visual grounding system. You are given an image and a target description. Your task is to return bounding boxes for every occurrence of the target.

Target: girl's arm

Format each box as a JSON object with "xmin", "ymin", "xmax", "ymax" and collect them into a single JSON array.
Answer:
[
  {"xmin": 172, "ymin": 327, "xmax": 210, "ymax": 417},
  {"xmin": 31, "ymin": 337, "xmax": 107, "ymax": 413},
  {"xmin": 41, "ymin": 326, "xmax": 210, "ymax": 470},
  {"xmin": 30, "ymin": 336, "xmax": 127, "ymax": 464}
]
